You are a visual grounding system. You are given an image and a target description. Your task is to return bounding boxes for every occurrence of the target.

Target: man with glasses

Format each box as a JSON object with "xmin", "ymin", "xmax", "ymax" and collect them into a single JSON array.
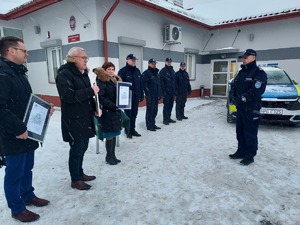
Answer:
[
  {"xmin": 0, "ymin": 36, "xmax": 53, "ymax": 222},
  {"xmin": 56, "ymin": 47, "xmax": 99, "ymax": 190},
  {"xmin": 118, "ymin": 54, "xmax": 144, "ymax": 138},
  {"xmin": 229, "ymin": 49, "xmax": 267, "ymax": 165}
]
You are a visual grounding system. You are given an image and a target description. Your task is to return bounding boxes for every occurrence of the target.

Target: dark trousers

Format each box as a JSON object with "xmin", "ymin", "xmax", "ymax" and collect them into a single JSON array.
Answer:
[
  {"xmin": 145, "ymin": 97, "xmax": 158, "ymax": 129},
  {"xmin": 163, "ymin": 94, "xmax": 174, "ymax": 121},
  {"xmin": 4, "ymin": 150, "xmax": 36, "ymax": 214},
  {"xmin": 124, "ymin": 97, "xmax": 139, "ymax": 133},
  {"xmin": 236, "ymin": 107, "xmax": 260, "ymax": 158},
  {"xmin": 176, "ymin": 94, "xmax": 187, "ymax": 119},
  {"xmin": 68, "ymin": 139, "xmax": 89, "ymax": 182}
]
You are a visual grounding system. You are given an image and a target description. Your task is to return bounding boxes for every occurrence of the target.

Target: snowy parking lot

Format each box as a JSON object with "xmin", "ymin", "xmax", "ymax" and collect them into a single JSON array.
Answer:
[{"xmin": 0, "ymin": 98, "xmax": 299, "ymax": 225}]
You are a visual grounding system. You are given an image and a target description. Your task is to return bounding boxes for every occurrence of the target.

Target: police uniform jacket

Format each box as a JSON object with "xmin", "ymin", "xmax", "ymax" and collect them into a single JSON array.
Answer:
[
  {"xmin": 0, "ymin": 57, "xmax": 39, "ymax": 155},
  {"xmin": 93, "ymin": 68, "xmax": 122, "ymax": 133},
  {"xmin": 118, "ymin": 63, "xmax": 144, "ymax": 101},
  {"xmin": 175, "ymin": 69, "xmax": 192, "ymax": 96},
  {"xmin": 229, "ymin": 60, "xmax": 267, "ymax": 110},
  {"xmin": 159, "ymin": 65, "xmax": 176, "ymax": 96},
  {"xmin": 142, "ymin": 67, "xmax": 161, "ymax": 99},
  {"xmin": 56, "ymin": 62, "xmax": 96, "ymax": 142}
]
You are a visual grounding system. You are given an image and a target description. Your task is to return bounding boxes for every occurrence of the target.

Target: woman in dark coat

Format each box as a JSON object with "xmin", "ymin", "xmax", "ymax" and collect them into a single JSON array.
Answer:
[{"xmin": 93, "ymin": 62, "xmax": 122, "ymax": 165}]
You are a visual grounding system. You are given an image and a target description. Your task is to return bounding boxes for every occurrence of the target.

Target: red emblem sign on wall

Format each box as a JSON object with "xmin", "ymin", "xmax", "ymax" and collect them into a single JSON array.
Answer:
[{"xmin": 69, "ymin": 16, "xmax": 76, "ymax": 31}]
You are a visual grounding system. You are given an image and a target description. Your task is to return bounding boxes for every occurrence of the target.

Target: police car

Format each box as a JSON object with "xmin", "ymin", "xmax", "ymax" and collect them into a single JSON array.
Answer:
[{"xmin": 227, "ymin": 66, "xmax": 300, "ymax": 124}]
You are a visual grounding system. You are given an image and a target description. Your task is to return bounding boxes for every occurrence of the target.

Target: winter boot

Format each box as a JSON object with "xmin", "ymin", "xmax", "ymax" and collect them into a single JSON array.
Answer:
[
  {"xmin": 112, "ymin": 137, "xmax": 121, "ymax": 163},
  {"xmin": 105, "ymin": 139, "xmax": 117, "ymax": 165}
]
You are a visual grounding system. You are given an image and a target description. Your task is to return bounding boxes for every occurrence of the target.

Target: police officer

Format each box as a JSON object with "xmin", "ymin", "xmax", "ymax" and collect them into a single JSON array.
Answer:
[
  {"xmin": 175, "ymin": 62, "xmax": 191, "ymax": 121},
  {"xmin": 229, "ymin": 49, "xmax": 267, "ymax": 165},
  {"xmin": 159, "ymin": 57, "xmax": 176, "ymax": 125},
  {"xmin": 142, "ymin": 58, "xmax": 161, "ymax": 131},
  {"xmin": 118, "ymin": 54, "xmax": 144, "ymax": 138}
]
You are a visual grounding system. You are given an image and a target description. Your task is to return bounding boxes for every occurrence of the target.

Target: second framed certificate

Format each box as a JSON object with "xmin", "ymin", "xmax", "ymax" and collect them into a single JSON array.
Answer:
[{"xmin": 116, "ymin": 82, "xmax": 132, "ymax": 109}]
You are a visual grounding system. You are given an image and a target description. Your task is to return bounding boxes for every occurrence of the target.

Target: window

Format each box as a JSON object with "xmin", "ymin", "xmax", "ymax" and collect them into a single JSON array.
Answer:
[
  {"xmin": 0, "ymin": 27, "xmax": 23, "ymax": 39},
  {"xmin": 46, "ymin": 46, "xmax": 62, "ymax": 83},
  {"xmin": 184, "ymin": 53, "xmax": 196, "ymax": 80}
]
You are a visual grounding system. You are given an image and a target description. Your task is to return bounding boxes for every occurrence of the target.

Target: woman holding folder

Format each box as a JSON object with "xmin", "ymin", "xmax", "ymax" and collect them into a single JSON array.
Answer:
[{"xmin": 93, "ymin": 62, "xmax": 122, "ymax": 165}]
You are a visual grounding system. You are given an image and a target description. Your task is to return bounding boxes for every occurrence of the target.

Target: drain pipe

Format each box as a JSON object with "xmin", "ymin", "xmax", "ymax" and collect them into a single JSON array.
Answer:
[{"xmin": 103, "ymin": 0, "xmax": 121, "ymax": 62}]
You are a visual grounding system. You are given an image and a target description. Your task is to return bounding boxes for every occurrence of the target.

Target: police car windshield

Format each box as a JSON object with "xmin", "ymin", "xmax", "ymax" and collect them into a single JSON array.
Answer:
[{"xmin": 265, "ymin": 70, "xmax": 292, "ymax": 85}]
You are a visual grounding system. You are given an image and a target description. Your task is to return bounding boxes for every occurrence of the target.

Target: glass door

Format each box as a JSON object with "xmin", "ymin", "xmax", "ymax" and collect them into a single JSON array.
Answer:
[{"xmin": 211, "ymin": 60, "xmax": 237, "ymax": 97}]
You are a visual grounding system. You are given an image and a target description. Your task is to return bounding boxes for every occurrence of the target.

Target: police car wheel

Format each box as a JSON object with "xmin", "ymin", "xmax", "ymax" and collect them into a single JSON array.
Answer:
[{"xmin": 227, "ymin": 108, "xmax": 235, "ymax": 123}]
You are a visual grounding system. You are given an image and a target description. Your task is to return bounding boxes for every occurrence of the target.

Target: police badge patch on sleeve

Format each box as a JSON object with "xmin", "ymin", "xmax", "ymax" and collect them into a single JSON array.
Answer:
[{"xmin": 255, "ymin": 81, "xmax": 262, "ymax": 89}]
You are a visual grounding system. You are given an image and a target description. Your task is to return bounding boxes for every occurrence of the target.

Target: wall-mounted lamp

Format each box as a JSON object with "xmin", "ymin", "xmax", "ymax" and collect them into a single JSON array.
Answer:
[{"xmin": 34, "ymin": 25, "xmax": 41, "ymax": 34}]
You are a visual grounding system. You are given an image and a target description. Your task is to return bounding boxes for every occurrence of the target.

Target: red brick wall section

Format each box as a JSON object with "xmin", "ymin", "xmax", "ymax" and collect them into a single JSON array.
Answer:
[{"xmin": 37, "ymin": 88, "xmax": 211, "ymax": 108}]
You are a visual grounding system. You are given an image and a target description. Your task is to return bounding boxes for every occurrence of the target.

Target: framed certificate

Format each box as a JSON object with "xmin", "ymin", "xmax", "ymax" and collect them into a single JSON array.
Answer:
[
  {"xmin": 23, "ymin": 94, "xmax": 51, "ymax": 142},
  {"xmin": 116, "ymin": 82, "xmax": 132, "ymax": 109}
]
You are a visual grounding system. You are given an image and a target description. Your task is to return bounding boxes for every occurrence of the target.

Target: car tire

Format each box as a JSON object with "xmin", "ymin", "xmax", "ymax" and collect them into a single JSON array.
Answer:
[{"xmin": 227, "ymin": 107, "xmax": 235, "ymax": 123}]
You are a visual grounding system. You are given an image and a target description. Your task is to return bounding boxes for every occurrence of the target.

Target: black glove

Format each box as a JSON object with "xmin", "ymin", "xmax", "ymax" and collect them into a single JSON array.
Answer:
[
  {"xmin": 158, "ymin": 97, "xmax": 162, "ymax": 101},
  {"xmin": 232, "ymin": 96, "xmax": 245, "ymax": 105},
  {"xmin": 139, "ymin": 97, "xmax": 144, "ymax": 102},
  {"xmin": 0, "ymin": 155, "xmax": 5, "ymax": 168}
]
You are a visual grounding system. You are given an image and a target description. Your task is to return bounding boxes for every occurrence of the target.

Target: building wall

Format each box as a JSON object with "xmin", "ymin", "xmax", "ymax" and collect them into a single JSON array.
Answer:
[{"xmin": 1, "ymin": 0, "xmax": 300, "ymax": 103}]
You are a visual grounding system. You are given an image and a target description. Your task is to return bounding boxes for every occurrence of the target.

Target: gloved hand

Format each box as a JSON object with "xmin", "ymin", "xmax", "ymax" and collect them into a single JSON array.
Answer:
[
  {"xmin": 0, "ymin": 155, "xmax": 5, "ymax": 168},
  {"xmin": 139, "ymin": 97, "xmax": 144, "ymax": 102},
  {"xmin": 232, "ymin": 96, "xmax": 246, "ymax": 105},
  {"xmin": 158, "ymin": 97, "xmax": 162, "ymax": 101}
]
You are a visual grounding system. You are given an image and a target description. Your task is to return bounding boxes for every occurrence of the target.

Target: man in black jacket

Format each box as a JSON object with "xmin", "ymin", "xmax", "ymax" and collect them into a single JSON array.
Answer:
[
  {"xmin": 229, "ymin": 49, "xmax": 267, "ymax": 165},
  {"xmin": 118, "ymin": 54, "xmax": 144, "ymax": 138},
  {"xmin": 175, "ymin": 62, "xmax": 192, "ymax": 121},
  {"xmin": 0, "ymin": 36, "xmax": 51, "ymax": 222},
  {"xmin": 142, "ymin": 58, "xmax": 161, "ymax": 131},
  {"xmin": 159, "ymin": 57, "xmax": 176, "ymax": 125},
  {"xmin": 56, "ymin": 47, "xmax": 99, "ymax": 190}
]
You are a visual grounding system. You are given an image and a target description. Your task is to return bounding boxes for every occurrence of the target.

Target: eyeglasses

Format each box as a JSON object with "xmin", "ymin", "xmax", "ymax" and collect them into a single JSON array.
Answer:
[
  {"xmin": 13, "ymin": 48, "xmax": 27, "ymax": 53},
  {"xmin": 74, "ymin": 56, "xmax": 89, "ymax": 61}
]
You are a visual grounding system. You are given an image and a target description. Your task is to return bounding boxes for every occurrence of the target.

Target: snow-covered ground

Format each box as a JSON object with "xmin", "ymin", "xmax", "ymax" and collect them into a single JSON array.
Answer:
[{"xmin": 0, "ymin": 98, "xmax": 299, "ymax": 225}]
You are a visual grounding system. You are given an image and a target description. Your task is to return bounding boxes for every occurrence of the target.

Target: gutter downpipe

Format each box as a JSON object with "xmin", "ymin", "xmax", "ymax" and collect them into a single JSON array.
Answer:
[{"xmin": 103, "ymin": 0, "xmax": 121, "ymax": 63}]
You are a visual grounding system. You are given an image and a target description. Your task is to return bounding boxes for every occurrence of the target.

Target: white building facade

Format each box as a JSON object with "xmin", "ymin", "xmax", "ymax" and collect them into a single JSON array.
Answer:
[{"xmin": 1, "ymin": 0, "xmax": 300, "ymax": 105}]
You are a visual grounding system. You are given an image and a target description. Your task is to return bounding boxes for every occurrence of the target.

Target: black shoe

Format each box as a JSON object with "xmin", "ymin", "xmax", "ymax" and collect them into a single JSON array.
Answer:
[
  {"xmin": 169, "ymin": 119, "xmax": 176, "ymax": 123},
  {"xmin": 131, "ymin": 130, "xmax": 141, "ymax": 137},
  {"xmin": 154, "ymin": 125, "xmax": 161, "ymax": 129},
  {"xmin": 177, "ymin": 117, "xmax": 182, "ymax": 121},
  {"xmin": 148, "ymin": 128, "xmax": 156, "ymax": 131},
  {"xmin": 240, "ymin": 158, "xmax": 254, "ymax": 165},
  {"xmin": 126, "ymin": 133, "xmax": 132, "ymax": 139},
  {"xmin": 163, "ymin": 121, "xmax": 169, "ymax": 125},
  {"xmin": 182, "ymin": 116, "xmax": 188, "ymax": 119},
  {"xmin": 229, "ymin": 153, "xmax": 244, "ymax": 159},
  {"xmin": 106, "ymin": 157, "xmax": 118, "ymax": 165}
]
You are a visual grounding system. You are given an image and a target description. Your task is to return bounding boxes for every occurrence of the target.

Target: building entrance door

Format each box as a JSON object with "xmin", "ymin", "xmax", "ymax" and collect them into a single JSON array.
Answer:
[{"xmin": 211, "ymin": 59, "xmax": 237, "ymax": 97}]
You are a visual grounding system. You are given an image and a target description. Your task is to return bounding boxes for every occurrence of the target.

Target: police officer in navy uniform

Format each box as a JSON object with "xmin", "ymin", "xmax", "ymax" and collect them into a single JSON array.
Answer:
[
  {"xmin": 118, "ymin": 54, "xmax": 144, "ymax": 138},
  {"xmin": 159, "ymin": 57, "xmax": 176, "ymax": 125},
  {"xmin": 142, "ymin": 58, "xmax": 161, "ymax": 131},
  {"xmin": 175, "ymin": 62, "xmax": 191, "ymax": 121},
  {"xmin": 229, "ymin": 49, "xmax": 267, "ymax": 165}
]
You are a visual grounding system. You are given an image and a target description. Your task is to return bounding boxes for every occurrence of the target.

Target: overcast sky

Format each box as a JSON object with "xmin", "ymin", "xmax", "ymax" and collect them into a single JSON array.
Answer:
[{"xmin": 1, "ymin": 0, "xmax": 300, "ymax": 23}]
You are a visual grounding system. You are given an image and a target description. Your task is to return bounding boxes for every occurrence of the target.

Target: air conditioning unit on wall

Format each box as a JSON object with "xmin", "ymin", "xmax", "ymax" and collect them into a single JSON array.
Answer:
[{"xmin": 164, "ymin": 24, "xmax": 182, "ymax": 43}]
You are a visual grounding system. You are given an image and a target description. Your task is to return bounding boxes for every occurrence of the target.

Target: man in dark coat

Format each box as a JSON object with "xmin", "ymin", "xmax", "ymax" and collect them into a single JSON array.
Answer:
[
  {"xmin": 56, "ymin": 47, "xmax": 99, "ymax": 190},
  {"xmin": 142, "ymin": 58, "xmax": 162, "ymax": 131},
  {"xmin": 118, "ymin": 54, "xmax": 144, "ymax": 138},
  {"xmin": 0, "ymin": 36, "xmax": 51, "ymax": 222},
  {"xmin": 175, "ymin": 62, "xmax": 192, "ymax": 121},
  {"xmin": 159, "ymin": 57, "xmax": 176, "ymax": 125},
  {"xmin": 229, "ymin": 49, "xmax": 267, "ymax": 165}
]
